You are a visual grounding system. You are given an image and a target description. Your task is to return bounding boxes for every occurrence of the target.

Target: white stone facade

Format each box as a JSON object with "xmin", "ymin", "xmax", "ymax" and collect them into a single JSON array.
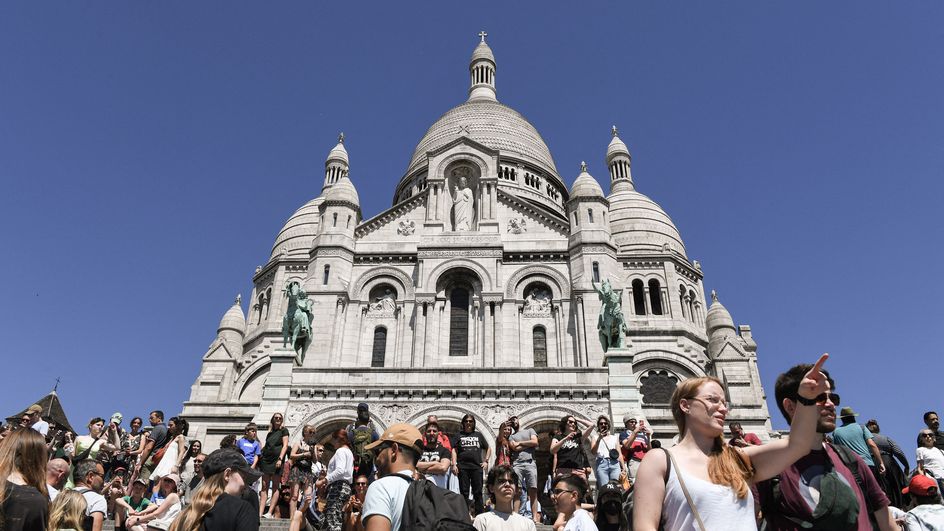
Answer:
[{"xmin": 183, "ymin": 37, "xmax": 773, "ymax": 454}]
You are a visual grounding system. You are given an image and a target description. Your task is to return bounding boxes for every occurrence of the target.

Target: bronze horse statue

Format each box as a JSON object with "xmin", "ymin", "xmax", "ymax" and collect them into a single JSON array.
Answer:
[
  {"xmin": 282, "ymin": 281, "xmax": 313, "ymax": 364},
  {"xmin": 594, "ymin": 279, "xmax": 628, "ymax": 352}
]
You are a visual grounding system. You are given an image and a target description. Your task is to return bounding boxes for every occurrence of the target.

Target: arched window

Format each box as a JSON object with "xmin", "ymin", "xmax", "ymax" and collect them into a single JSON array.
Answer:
[
  {"xmin": 256, "ymin": 294, "xmax": 265, "ymax": 325},
  {"xmin": 688, "ymin": 290, "xmax": 697, "ymax": 323},
  {"xmin": 573, "ymin": 211, "xmax": 578, "ymax": 226},
  {"xmin": 592, "ymin": 262, "xmax": 600, "ymax": 284},
  {"xmin": 332, "ymin": 213, "xmax": 338, "ymax": 227},
  {"xmin": 588, "ymin": 209, "xmax": 594, "ymax": 224},
  {"xmin": 449, "ymin": 288, "xmax": 470, "ymax": 357},
  {"xmin": 346, "ymin": 215, "xmax": 351, "ymax": 228},
  {"xmin": 371, "ymin": 327, "xmax": 387, "ymax": 367},
  {"xmin": 640, "ymin": 370, "xmax": 679, "ymax": 404},
  {"xmin": 533, "ymin": 326, "xmax": 547, "ymax": 367},
  {"xmin": 648, "ymin": 279, "xmax": 663, "ymax": 315},
  {"xmin": 679, "ymin": 285, "xmax": 688, "ymax": 319},
  {"xmin": 632, "ymin": 279, "xmax": 646, "ymax": 315},
  {"xmin": 323, "ymin": 265, "xmax": 330, "ymax": 285},
  {"xmin": 264, "ymin": 288, "xmax": 271, "ymax": 319}
]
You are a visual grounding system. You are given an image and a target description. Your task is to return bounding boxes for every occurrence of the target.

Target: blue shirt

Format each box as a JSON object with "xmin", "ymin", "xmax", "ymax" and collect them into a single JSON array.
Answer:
[
  {"xmin": 237, "ymin": 437, "xmax": 261, "ymax": 466},
  {"xmin": 832, "ymin": 422, "xmax": 875, "ymax": 466}
]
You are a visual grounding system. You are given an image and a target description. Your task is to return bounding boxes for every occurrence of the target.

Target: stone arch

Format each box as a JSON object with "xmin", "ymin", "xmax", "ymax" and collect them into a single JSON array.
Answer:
[
  {"xmin": 350, "ymin": 267, "xmax": 415, "ymax": 302},
  {"xmin": 234, "ymin": 361, "xmax": 270, "ymax": 402},
  {"xmin": 287, "ymin": 404, "xmax": 387, "ymax": 444},
  {"xmin": 505, "ymin": 265, "xmax": 571, "ymax": 299},
  {"xmin": 631, "ymin": 350, "xmax": 704, "ymax": 381},
  {"xmin": 433, "ymin": 151, "xmax": 490, "ymax": 182},
  {"xmin": 426, "ymin": 259, "xmax": 493, "ymax": 293}
]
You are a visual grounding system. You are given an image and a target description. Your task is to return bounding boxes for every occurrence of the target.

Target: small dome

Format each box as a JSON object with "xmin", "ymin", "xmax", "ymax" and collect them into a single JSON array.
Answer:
[
  {"xmin": 606, "ymin": 127, "xmax": 630, "ymax": 161},
  {"xmin": 324, "ymin": 175, "xmax": 360, "ymax": 206},
  {"xmin": 570, "ymin": 162, "xmax": 604, "ymax": 199},
  {"xmin": 706, "ymin": 291, "xmax": 737, "ymax": 337},
  {"xmin": 327, "ymin": 133, "xmax": 348, "ymax": 164},
  {"xmin": 270, "ymin": 197, "xmax": 323, "ymax": 259},
  {"xmin": 608, "ymin": 188, "xmax": 687, "ymax": 256},
  {"xmin": 218, "ymin": 298, "xmax": 246, "ymax": 335},
  {"xmin": 471, "ymin": 40, "xmax": 495, "ymax": 64}
]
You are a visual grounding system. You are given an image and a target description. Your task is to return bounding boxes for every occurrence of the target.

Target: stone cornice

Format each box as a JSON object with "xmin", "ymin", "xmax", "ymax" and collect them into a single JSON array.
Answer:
[
  {"xmin": 355, "ymin": 193, "xmax": 427, "ymax": 239},
  {"xmin": 497, "ymin": 190, "xmax": 569, "ymax": 233}
]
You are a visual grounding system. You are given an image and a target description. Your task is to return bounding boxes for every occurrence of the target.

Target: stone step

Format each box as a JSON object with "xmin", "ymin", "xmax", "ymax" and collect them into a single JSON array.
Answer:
[{"xmin": 104, "ymin": 516, "xmax": 555, "ymax": 530}]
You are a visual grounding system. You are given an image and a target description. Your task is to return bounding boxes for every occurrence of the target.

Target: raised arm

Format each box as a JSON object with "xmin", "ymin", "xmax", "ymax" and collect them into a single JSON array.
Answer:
[
  {"xmin": 745, "ymin": 353, "xmax": 832, "ymax": 482},
  {"xmin": 632, "ymin": 449, "xmax": 668, "ymax": 531}
]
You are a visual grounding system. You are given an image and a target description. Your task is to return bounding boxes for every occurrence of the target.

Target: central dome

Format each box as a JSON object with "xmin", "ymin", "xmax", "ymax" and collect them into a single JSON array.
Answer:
[{"xmin": 405, "ymin": 100, "xmax": 560, "ymax": 182}]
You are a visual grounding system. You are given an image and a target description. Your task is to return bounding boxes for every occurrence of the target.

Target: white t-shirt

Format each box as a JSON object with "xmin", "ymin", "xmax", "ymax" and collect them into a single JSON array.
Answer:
[
  {"xmin": 592, "ymin": 434, "xmax": 619, "ymax": 460},
  {"xmin": 563, "ymin": 508, "xmax": 598, "ymax": 530},
  {"xmin": 473, "ymin": 510, "xmax": 537, "ymax": 531},
  {"xmin": 31, "ymin": 420, "xmax": 49, "ymax": 436},
  {"xmin": 904, "ymin": 504, "xmax": 944, "ymax": 531},
  {"xmin": 326, "ymin": 446, "xmax": 354, "ymax": 483},
  {"xmin": 917, "ymin": 446, "xmax": 944, "ymax": 478},
  {"xmin": 47, "ymin": 484, "xmax": 59, "ymax": 501},
  {"xmin": 79, "ymin": 488, "xmax": 108, "ymax": 517},
  {"xmin": 362, "ymin": 470, "xmax": 412, "ymax": 531}
]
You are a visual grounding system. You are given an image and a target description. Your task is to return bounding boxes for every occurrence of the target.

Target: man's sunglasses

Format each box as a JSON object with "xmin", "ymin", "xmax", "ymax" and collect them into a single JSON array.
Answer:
[{"xmin": 805, "ymin": 392, "xmax": 840, "ymax": 405}]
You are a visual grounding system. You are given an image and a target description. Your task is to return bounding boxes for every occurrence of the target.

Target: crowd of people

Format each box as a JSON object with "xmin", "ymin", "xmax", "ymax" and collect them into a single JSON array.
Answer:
[{"xmin": 2, "ymin": 355, "xmax": 944, "ymax": 530}]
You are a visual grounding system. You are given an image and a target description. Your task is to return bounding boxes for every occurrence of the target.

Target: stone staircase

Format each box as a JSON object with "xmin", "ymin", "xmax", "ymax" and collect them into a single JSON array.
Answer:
[{"xmin": 105, "ymin": 518, "xmax": 555, "ymax": 530}]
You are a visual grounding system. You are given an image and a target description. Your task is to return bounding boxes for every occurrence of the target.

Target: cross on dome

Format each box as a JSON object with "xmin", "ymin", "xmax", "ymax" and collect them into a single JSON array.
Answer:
[
  {"xmin": 580, "ymin": 161, "xmax": 587, "ymax": 172},
  {"xmin": 338, "ymin": 132, "xmax": 345, "ymax": 144},
  {"xmin": 235, "ymin": 294, "xmax": 241, "ymax": 305},
  {"xmin": 612, "ymin": 125, "xmax": 619, "ymax": 137},
  {"xmin": 479, "ymin": 30, "xmax": 488, "ymax": 43}
]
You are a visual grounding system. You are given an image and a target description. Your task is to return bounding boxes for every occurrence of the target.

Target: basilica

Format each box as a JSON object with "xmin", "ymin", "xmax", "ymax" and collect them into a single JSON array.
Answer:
[{"xmin": 182, "ymin": 36, "xmax": 773, "ymax": 462}]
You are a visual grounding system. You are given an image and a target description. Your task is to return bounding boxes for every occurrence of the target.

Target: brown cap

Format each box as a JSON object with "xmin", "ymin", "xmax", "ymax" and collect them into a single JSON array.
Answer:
[
  {"xmin": 26, "ymin": 405, "xmax": 42, "ymax": 415},
  {"xmin": 365, "ymin": 423, "xmax": 424, "ymax": 453}
]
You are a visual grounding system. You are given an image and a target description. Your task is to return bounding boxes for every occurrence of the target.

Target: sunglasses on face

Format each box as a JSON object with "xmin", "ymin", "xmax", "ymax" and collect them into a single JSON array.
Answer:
[
  {"xmin": 921, "ymin": 433, "xmax": 934, "ymax": 438},
  {"xmin": 795, "ymin": 392, "xmax": 840, "ymax": 406},
  {"xmin": 355, "ymin": 482, "xmax": 368, "ymax": 487},
  {"xmin": 551, "ymin": 488, "xmax": 575, "ymax": 496}
]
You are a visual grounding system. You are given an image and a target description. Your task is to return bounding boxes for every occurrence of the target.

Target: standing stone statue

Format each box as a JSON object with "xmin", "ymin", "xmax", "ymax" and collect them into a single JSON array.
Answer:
[
  {"xmin": 593, "ymin": 279, "xmax": 628, "ymax": 352},
  {"xmin": 452, "ymin": 175, "xmax": 474, "ymax": 231},
  {"xmin": 282, "ymin": 281, "xmax": 313, "ymax": 364}
]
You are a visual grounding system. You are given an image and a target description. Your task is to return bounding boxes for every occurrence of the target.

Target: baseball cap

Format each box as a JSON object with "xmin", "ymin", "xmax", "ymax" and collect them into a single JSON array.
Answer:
[
  {"xmin": 26, "ymin": 405, "xmax": 42, "ymax": 415},
  {"xmin": 202, "ymin": 448, "xmax": 263, "ymax": 481},
  {"xmin": 110, "ymin": 412, "xmax": 123, "ymax": 425},
  {"xmin": 161, "ymin": 473, "xmax": 181, "ymax": 487},
  {"xmin": 597, "ymin": 481, "xmax": 624, "ymax": 503},
  {"xmin": 902, "ymin": 474, "xmax": 939, "ymax": 496},
  {"xmin": 364, "ymin": 423, "xmax": 423, "ymax": 453},
  {"xmin": 132, "ymin": 478, "xmax": 148, "ymax": 486}
]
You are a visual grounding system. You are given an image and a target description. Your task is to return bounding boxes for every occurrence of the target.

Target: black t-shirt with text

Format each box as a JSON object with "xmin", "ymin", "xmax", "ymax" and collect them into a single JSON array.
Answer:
[
  {"xmin": 450, "ymin": 430, "xmax": 489, "ymax": 470},
  {"xmin": 555, "ymin": 434, "xmax": 585, "ymax": 469},
  {"xmin": 420, "ymin": 441, "xmax": 451, "ymax": 464}
]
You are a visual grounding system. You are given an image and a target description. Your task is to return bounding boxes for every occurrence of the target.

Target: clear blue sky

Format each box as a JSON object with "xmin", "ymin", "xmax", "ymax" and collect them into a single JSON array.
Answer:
[{"xmin": 2, "ymin": 3, "xmax": 941, "ymax": 455}]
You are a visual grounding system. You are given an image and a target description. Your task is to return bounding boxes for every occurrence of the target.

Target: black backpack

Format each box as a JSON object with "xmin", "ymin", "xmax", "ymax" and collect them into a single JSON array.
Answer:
[{"xmin": 393, "ymin": 475, "xmax": 474, "ymax": 531}]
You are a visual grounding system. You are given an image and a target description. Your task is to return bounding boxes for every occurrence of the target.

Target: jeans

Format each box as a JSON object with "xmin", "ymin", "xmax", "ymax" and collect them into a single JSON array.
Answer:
[
  {"xmin": 458, "ymin": 467, "xmax": 485, "ymax": 515},
  {"xmin": 594, "ymin": 457, "xmax": 622, "ymax": 485}
]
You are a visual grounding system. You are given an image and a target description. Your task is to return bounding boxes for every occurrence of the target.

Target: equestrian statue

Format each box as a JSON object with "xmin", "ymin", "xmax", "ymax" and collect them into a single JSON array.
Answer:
[
  {"xmin": 282, "ymin": 281, "xmax": 314, "ymax": 364},
  {"xmin": 593, "ymin": 279, "xmax": 628, "ymax": 352}
]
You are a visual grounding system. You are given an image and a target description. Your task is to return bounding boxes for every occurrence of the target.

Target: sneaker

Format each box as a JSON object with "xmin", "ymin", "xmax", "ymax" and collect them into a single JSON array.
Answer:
[{"xmin": 262, "ymin": 512, "xmax": 273, "ymax": 519}]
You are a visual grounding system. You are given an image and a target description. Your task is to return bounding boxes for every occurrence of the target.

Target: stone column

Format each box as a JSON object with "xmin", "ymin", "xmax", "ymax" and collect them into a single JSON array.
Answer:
[
  {"xmin": 553, "ymin": 304, "xmax": 563, "ymax": 367},
  {"xmin": 605, "ymin": 348, "xmax": 641, "ymax": 428},
  {"xmin": 494, "ymin": 301, "xmax": 504, "ymax": 365},
  {"xmin": 252, "ymin": 348, "xmax": 296, "ymax": 425},
  {"xmin": 484, "ymin": 302, "xmax": 494, "ymax": 367}
]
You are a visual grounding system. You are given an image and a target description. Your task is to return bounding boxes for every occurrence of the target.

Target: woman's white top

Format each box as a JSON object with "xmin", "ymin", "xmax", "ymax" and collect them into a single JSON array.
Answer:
[
  {"xmin": 662, "ymin": 452, "xmax": 756, "ymax": 530},
  {"xmin": 148, "ymin": 499, "xmax": 182, "ymax": 530},
  {"xmin": 150, "ymin": 435, "xmax": 184, "ymax": 481},
  {"xmin": 326, "ymin": 446, "xmax": 354, "ymax": 483},
  {"xmin": 917, "ymin": 446, "xmax": 944, "ymax": 478},
  {"xmin": 592, "ymin": 433, "xmax": 620, "ymax": 460}
]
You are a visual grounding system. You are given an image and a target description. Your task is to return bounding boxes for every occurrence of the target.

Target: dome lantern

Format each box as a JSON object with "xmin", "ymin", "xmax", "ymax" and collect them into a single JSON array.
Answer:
[
  {"xmin": 468, "ymin": 31, "xmax": 497, "ymax": 102},
  {"xmin": 323, "ymin": 132, "xmax": 349, "ymax": 191},
  {"xmin": 607, "ymin": 125, "xmax": 633, "ymax": 193}
]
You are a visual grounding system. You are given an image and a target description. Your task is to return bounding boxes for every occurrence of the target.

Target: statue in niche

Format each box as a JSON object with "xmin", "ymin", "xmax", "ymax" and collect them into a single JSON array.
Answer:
[
  {"xmin": 507, "ymin": 217, "xmax": 527, "ymax": 234},
  {"xmin": 451, "ymin": 168, "xmax": 475, "ymax": 231},
  {"xmin": 524, "ymin": 287, "xmax": 551, "ymax": 315},
  {"xmin": 593, "ymin": 279, "xmax": 628, "ymax": 352},
  {"xmin": 369, "ymin": 288, "xmax": 397, "ymax": 316},
  {"xmin": 282, "ymin": 281, "xmax": 313, "ymax": 364}
]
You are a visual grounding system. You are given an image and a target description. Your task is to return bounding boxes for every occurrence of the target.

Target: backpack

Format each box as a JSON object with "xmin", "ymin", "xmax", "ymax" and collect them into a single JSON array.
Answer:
[
  {"xmin": 393, "ymin": 475, "xmax": 475, "ymax": 531},
  {"xmin": 349, "ymin": 423, "xmax": 376, "ymax": 474},
  {"xmin": 759, "ymin": 444, "xmax": 865, "ymax": 530}
]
